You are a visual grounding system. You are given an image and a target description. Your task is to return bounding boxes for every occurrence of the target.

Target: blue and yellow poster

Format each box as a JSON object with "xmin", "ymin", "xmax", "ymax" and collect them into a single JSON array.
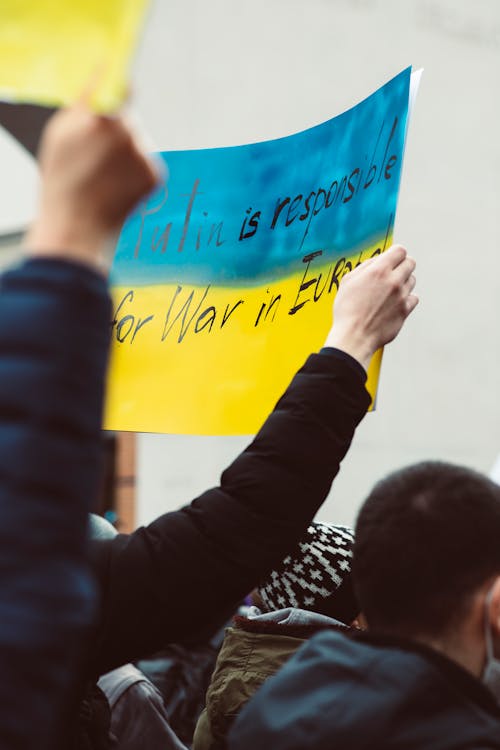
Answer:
[{"xmin": 106, "ymin": 68, "xmax": 413, "ymax": 435}]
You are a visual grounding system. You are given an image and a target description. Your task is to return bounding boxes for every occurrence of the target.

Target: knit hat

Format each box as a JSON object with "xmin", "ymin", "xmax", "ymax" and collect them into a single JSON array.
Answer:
[{"xmin": 257, "ymin": 522, "xmax": 359, "ymax": 624}]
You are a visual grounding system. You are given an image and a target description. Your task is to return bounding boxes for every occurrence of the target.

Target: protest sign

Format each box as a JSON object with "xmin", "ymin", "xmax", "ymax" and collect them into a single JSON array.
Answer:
[
  {"xmin": 106, "ymin": 68, "xmax": 414, "ymax": 435},
  {"xmin": 0, "ymin": 1, "xmax": 149, "ymax": 112}
]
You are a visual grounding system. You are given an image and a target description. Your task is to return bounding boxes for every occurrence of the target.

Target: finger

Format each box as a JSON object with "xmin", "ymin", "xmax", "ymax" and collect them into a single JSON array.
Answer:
[
  {"xmin": 142, "ymin": 156, "xmax": 162, "ymax": 192},
  {"xmin": 405, "ymin": 294, "xmax": 419, "ymax": 315},
  {"xmin": 151, "ymin": 153, "xmax": 169, "ymax": 184},
  {"xmin": 128, "ymin": 136, "xmax": 162, "ymax": 188},
  {"xmin": 393, "ymin": 256, "xmax": 416, "ymax": 285},
  {"xmin": 349, "ymin": 256, "xmax": 376, "ymax": 276},
  {"xmin": 403, "ymin": 273, "xmax": 416, "ymax": 296},
  {"xmin": 377, "ymin": 243, "xmax": 407, "ymax": 270}
]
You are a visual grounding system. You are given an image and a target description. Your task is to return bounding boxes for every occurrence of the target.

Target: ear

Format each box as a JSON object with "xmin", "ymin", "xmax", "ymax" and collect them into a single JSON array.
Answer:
[{"xmin": 486, "ymin": 576, "xmax": 500, "ymax": 638}]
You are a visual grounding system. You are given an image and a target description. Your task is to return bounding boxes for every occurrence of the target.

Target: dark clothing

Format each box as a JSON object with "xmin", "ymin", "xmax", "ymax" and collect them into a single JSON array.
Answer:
[
  {"xmin": 137, "ymin": 633, "xmax": 226, "ymax": 746},
  {"xmin": 0, "ymin": 259, "xmax": 110, "ymax": 749},
  {"xmin": 99, "ymin": 664, "xmax": 187, "ymax": 750},
  {"xmin": 76, "ymin": 684, "xmax": 114, "ymax": 750},
  {"xmin": 89, "ymin": 347, "xmax": 370, "ymax": 679},
  {"xmin": 229, "ymin": 629, "xmax": 500, "ymax": 750}
]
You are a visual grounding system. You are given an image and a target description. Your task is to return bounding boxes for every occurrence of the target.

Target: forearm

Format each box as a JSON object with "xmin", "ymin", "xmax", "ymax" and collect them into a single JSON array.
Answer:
[{"xmin": 214, "ymin": 349, "xmax": 369, "ymax": 524}]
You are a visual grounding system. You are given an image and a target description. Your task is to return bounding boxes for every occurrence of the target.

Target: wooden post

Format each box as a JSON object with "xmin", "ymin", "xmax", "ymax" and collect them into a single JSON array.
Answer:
[{"xmin": 115, "ymin": 432, "xmax": 136, "ymax": 533}]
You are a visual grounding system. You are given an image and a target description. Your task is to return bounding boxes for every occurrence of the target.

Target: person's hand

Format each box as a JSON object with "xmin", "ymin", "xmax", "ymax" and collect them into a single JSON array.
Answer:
[
  {"xmin": 324, "ymin": 244, "xmax": 418, "ymax": 370},
  {"xmin": 25, "ymin": 106, "xmax": 159, "ymax": 271}
]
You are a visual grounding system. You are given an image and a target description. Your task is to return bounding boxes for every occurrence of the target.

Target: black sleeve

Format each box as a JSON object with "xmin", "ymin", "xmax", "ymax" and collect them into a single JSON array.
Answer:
[{"xmin": 91, "ymin": 349, "xmax": 371, "ymax": 675}]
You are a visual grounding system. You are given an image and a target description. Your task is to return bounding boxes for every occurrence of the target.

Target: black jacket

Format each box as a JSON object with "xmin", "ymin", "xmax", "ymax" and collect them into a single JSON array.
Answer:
[
  {"xmin": 88, "ymin": 348, "xmax": 370, "ymax": 678},
  {"xmin": 228, "ymin": 629, "xmax": 500, "ymax": 750}
]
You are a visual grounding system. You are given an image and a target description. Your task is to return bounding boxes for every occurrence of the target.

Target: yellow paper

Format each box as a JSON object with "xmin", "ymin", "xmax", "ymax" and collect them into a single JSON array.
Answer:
[
  {"xmin": 0, "ymin": 0, "xmax": 149, "ymax": 112},
  {"xmin": 104, "ymin": 243, "xmax": 385, "ymax": 435}
]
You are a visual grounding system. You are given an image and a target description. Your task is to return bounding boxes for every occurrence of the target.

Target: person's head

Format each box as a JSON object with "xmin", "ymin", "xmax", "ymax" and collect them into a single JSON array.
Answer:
[
  {"xmin": 353, "ymin": 461, "xmax": 500, "ymax": 675},
  {"xmin": 256, "ymin": 522, "xmax": 359, "ymax": 624}
]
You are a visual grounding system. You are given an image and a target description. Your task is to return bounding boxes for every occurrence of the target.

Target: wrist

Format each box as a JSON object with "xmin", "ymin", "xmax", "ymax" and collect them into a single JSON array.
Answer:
[
  {"xmin": 24, "ymin": 218, "xmax": 108, "ymax": 275},
  {"xmin": 323, "ymin": 327, "xmax": 375, "ymax": 371}
]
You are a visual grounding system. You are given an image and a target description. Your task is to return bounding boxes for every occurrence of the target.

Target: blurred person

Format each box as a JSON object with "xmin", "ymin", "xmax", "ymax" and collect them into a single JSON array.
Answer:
[
  {"xmin": 229, "ymin": 462, "xmax": 500, "ymax": 750},
  {"xmin": 193, "ymin": 522, "xmax": 359, "ymax": 750},
  {"xmin": 0, "ymin": 105, "xmax": 158, "ymax": 750}
]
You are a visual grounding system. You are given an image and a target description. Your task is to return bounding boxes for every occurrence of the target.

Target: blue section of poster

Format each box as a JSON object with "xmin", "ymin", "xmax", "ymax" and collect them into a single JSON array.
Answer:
[{"xmin": 112, "ymin": 67, "xmax": 411, "ymax": 288}]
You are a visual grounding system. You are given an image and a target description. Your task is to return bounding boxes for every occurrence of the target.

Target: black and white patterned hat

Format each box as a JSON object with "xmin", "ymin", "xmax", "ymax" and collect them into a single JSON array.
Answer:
[{"xmin": 257, "ymin": 522, "xmax": 358, "ymax": 624}]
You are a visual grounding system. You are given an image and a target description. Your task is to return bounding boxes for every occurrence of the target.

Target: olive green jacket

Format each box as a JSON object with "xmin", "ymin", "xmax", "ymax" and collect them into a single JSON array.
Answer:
[{"xmin": 193, "ymin": 614, "xmax": 348, "ymax": 750}]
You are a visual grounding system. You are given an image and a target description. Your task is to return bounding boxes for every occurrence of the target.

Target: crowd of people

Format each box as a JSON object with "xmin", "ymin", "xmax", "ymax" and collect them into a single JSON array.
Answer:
[{"xmin": 2, "ymin": 100, "xmax": 500, "ymax": 750}]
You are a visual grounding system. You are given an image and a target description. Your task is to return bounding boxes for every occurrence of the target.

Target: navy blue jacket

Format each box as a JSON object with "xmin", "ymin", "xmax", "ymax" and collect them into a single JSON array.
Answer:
[
  {"xmin": 0, "ymin": 259, "xmax": 110, "ymax": 750},
  {"xmin": 229, "ymin": 629, "xmax": 500, "ymax": 749}
]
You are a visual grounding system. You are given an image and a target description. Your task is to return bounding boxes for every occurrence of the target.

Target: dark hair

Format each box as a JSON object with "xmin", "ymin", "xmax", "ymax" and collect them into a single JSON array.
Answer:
[{"xmin": 353, "ymin": 461, "xmax": 500, "ymax": 637}]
